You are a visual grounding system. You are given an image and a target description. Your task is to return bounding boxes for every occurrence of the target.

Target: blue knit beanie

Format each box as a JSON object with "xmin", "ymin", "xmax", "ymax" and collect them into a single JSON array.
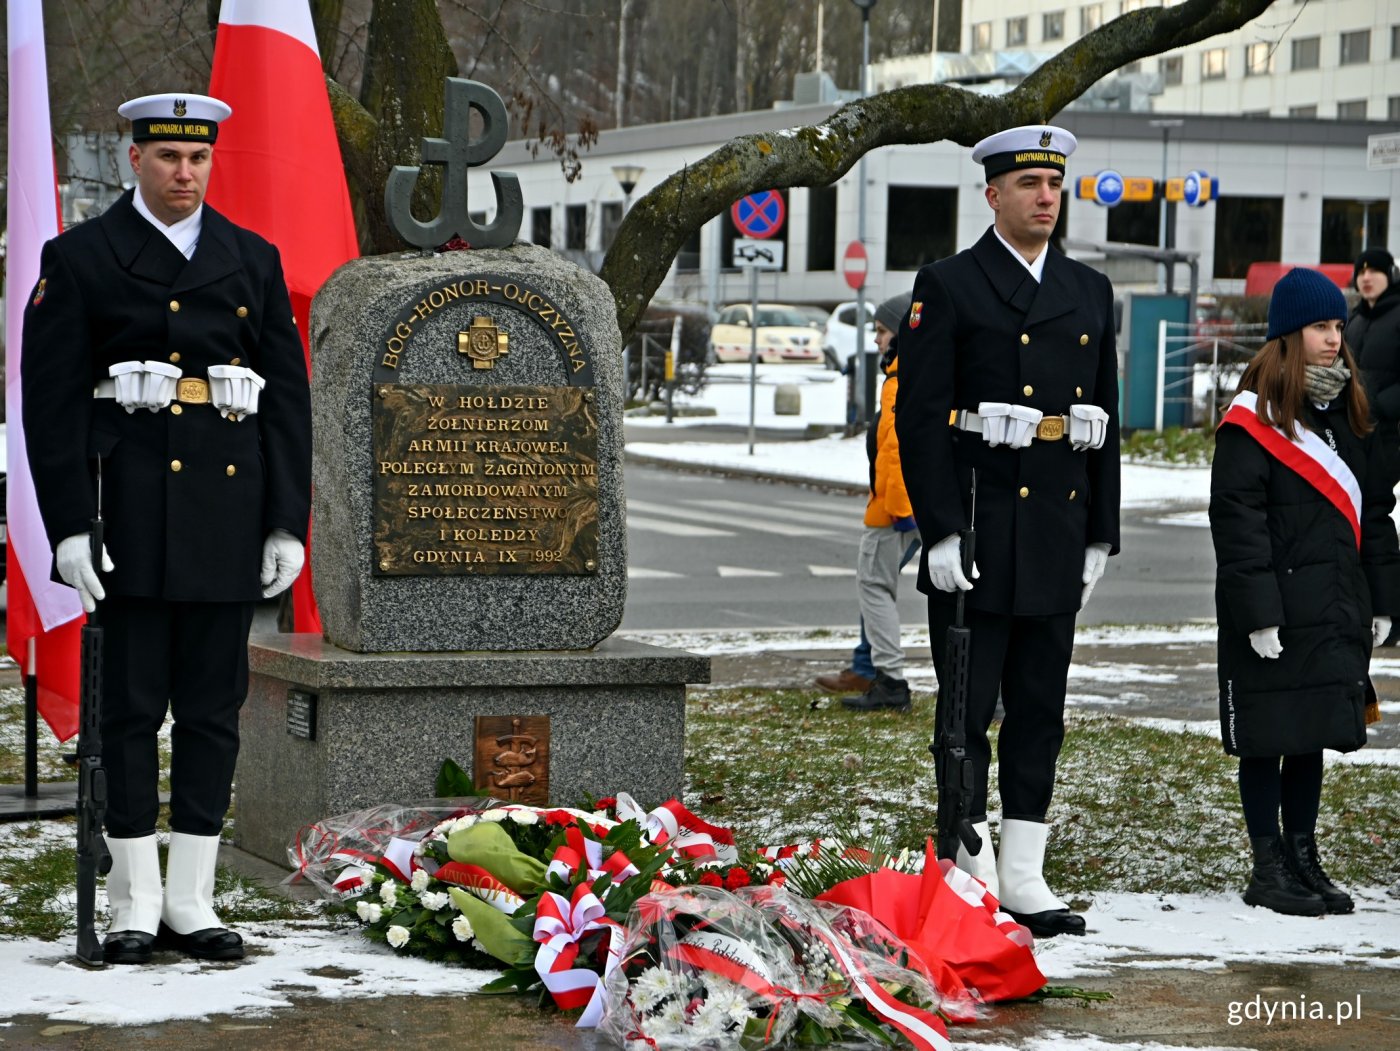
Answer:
[{"xmin": 1266, "ymin": 267, "xmax": 1348, "ymax": 341}]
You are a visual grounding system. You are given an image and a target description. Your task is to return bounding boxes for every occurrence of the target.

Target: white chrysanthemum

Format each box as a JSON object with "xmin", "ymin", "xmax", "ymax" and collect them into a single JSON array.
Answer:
[
  {"xmin": 451, "ymin": 815, "xmax": 477, "ymax": 834},
  {"xmin": 629, "ymin": 966, "xmax": 675, "ymax": 1012},
  {"xmin": 654, "ymin": 996, "xmax": 689, "ymax": 1030},
  {"xmin": 410, "ymin": 869, "xmax": 430, "ymax": 893},
  {"xmin": 355, "ymin": 900, "xmax": 382, "ymax": 924},
  {"xmin": 420, "ymin": 891, "xmax": 451, "ymax": 911},
  {"xmin": 386, "ymin": 925, "xmax": 410, "ymax": 949},
  {"xmin": 379, "ymin": 881, "xmax": 399, "ymax": 906},
  {"xmin": 481, "ymin": 808, "xmax": 510, "ymax": 822},
  {"xmin": 508, "ymin": 808, "xmax": 539, "ymax": 825},
  {"xmin": 451, "ymin": 914, "xmax": 475, "ymax": 942}
]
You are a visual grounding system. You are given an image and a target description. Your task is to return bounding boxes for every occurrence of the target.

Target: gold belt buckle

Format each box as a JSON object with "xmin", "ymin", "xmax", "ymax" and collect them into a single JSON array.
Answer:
[
  {"xmin": 1036, "ymin": 416, "xmax": 1065, "ymax": 441},
  {"xmin": 176, "ymin": 377, "xmax": 210, "ymax": 404}
]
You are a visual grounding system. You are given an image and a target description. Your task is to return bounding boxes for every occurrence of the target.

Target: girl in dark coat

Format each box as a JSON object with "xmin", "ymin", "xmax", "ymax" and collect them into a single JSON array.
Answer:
[
  {"xmin": 1210, "ymin": 267, "xmax": 1400, "ymax": 917},
  {"xmin": 1346, "ymin": 248, "xmax": 1400, "ymax": 483}
]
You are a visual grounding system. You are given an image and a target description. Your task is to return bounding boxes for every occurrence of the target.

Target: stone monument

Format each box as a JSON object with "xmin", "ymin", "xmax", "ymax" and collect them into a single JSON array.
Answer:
[{"xmin": 234, "ymin": 79, "xmax": 708, "ymax": 864}]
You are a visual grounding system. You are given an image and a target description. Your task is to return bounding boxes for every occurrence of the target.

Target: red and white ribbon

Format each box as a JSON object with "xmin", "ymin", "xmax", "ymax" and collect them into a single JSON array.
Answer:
[
  {"xmin": 1221, "ymin": 390, "xmax": 1362, "ymax": 548},
  {"xmin": 615, "ymin": 793, "xmax": 738, "ymax": 865},
  {"xmin": 433, "ymin": 861, "xmax": 526, "ymax": 914},
  {"xmin": 533, "ymin": 881, "xmax": 624, "ymax": 1028},
  {"xmin": 940, "ymin": 859, "xmax": 1033, "ymax": 949},
  {"xmin": 545, "ymin": 825, "xmax": 640, "ymax": 888}
]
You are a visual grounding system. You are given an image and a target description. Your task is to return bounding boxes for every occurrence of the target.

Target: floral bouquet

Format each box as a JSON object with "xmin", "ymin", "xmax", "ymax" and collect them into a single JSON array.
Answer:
[{"xmin": 597, "ymin": 884, "xmax": 954, "ymax": 1050}]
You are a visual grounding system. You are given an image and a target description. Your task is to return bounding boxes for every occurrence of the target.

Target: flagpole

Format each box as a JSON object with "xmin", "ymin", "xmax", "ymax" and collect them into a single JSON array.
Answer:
[{"xmin": 24, "ymin": 641, "xmax": 38, "ymax": 798}]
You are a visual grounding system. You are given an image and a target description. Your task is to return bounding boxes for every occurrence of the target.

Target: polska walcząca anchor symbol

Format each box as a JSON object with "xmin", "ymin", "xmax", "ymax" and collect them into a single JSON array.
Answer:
[{"xmin": 385, "ymin": 78, "xmax": 524, "ymax": 250}]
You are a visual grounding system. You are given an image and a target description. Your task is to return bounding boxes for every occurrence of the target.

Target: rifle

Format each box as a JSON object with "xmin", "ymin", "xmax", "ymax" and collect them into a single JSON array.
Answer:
[
  {"xmin": 933, "ymin": 470, "xmax": 982, "ymax": 861},
  {"xmin": 74, "ymin": 513, "xmax": 111, "ymax": 968}
]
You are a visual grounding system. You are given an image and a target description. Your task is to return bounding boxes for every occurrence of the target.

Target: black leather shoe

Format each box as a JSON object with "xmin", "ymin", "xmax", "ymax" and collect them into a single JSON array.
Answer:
[
  {"xmin": 155, "ymin": 920, "xmax": 245, "ymax": 960},
  {"xmin": 1006, "ymin": 908, "xmax": 1087, "ymax": 937},
  {"xmin": 841, "ymin": 672, "xmax": 912, "ymax": 712},
  {"xmin": 103, "ymin": 929, "xmax": 156, "ymax": 964}
]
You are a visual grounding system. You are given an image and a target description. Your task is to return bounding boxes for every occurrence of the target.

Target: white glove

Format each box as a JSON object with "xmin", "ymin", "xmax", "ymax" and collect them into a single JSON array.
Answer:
[
  {"xmin": 1080, "ymin": 542, "xmax": 1111, "ymax": 608},
  {"xmin": 207, "ymin": 364, "xmax": 266, "ymax": 420},
  {"xmin": 260, "ymin": 528, "xmax": 305, "ymax": 598},
  {"xmin": 55, "ymin": 533, "xmax": 115, "ymax": 613},
  {"xmin": 1249, "ymin": 626, "xmax": 1283, "ymax": 660},
  {"xmin": 1373, "ymin": 616, "xmax": 1391, "ymax": 647},
  {"xmin": 1002, "ymin": 404, "xmax": 1043, "ymax": 449},
  {"xmin": 1068, "ymin": 404, "xmax": 1109, "ymax": 451},
  {"xmin": 928, "ymin": 531, "xmax": 978, "ymax": 593}
]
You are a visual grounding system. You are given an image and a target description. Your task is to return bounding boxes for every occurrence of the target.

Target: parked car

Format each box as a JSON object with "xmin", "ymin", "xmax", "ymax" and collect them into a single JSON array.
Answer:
[
  {"xmin": 821, "ymin": 300, "xmax": 878, "ymax": 371},
  {"xmin": 708, "ymin": 303, "xmax": 823, "ymax": 364}
]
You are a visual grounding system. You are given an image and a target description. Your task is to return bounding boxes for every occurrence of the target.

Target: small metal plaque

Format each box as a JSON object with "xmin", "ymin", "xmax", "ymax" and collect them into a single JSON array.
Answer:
[
  {"xmin": 287, "ymin": 690, "xmax": 317, "ymax": 740},
  {"xmin": 473, "ymin": 716, "xmax": 549, "ymax": 804},
  {"xmin": 373, "ymin": 384, "xmax": 599, "ymax": 575}
]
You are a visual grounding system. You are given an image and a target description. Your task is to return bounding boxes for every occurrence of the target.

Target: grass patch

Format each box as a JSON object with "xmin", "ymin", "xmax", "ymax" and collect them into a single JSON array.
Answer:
[
  {"xmin": 1122, "ymin": 426, "xmax": 1215, "ymax": 466},
  {"xmin": 684, "ymin": 690, "xmax": 1400, "ymax": 896}
]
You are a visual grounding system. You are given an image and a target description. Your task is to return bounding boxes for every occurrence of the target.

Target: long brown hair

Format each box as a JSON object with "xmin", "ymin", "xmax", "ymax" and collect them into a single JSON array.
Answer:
[{"xmin": 1236, "ymin": 331, "xmax": 1372, "ymax": 439}]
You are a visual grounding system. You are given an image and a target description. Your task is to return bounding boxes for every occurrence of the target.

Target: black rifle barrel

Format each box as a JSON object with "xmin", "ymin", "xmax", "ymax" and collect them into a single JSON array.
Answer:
[{"xmin": 74, "ymin": 518, "xmax": 109, "ymax": 968}]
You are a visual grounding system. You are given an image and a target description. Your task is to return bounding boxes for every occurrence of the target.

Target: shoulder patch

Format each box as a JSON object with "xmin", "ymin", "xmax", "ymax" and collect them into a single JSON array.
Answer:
[
  {"xmin": 31, "ymin": 278, "xmax": 46, "ymax": 306},
  {"xmin": 908, "ymin": 301, "xmax": 923, "ymax": 329}
]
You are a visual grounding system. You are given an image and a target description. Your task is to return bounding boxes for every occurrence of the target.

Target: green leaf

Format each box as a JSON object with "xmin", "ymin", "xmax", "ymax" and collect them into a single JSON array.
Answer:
[{"xmin": 436, "ymin": 757, "xmax": 475, "ymax": 797}]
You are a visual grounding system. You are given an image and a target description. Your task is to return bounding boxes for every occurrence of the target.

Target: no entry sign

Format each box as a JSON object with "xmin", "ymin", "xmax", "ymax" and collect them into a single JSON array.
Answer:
[
  {"xmin": 731, "ymin": 191, "xmax": 785, "ymax": 239},
  {"xmin": 842, "ymin": 240, "xmax": 869, "ymax": 290}
]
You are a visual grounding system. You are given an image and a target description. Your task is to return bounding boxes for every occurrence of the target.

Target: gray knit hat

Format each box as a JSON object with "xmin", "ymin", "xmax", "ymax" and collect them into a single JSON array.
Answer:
[{"xmin": 875, "ymin": 292, "xmax": 913, "ymax": 333}]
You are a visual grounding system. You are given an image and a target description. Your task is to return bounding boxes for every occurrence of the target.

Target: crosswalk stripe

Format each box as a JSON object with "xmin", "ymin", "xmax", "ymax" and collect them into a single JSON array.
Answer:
[
  {"xmin": 626, "ymin": 514, "xmax": 735, "ymax": 537},
  {"xmin": 628, "ymin": 499, "xmax": 834, "ymax": 537},
  {"xmin": 717, "ymin": 565, "xmax": 783, "ymax": 578},
  {"xmin": 629, "ymin": 567, "xmax": 685, "ymax": 579},
  {"xmin": 697, "ymin": 498, "xmax": 859, "ymax": 532},
  {"xmin": 809, "ymin": 565, "xmax": 857, "ymax": 577}
]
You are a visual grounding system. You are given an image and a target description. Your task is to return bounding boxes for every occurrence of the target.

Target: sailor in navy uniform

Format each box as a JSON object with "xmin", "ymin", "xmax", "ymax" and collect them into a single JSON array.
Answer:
[
  {"xmin": 895, "ymin": 125, "xmax": 1121, "ymax": 937},
  {"xmin": 21, "ymin": 93, "xmax": 311, "ymax": 964}
]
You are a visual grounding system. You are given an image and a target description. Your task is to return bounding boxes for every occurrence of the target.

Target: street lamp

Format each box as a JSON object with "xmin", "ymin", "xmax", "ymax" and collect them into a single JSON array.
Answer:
[
  {"xmin": 611, "ymin": 163, "xmax": 645, "ymax": 212},
  {"xmin": 1149, "ymin": 118, "xmax": 1182, "ymax": 292},
  {"xmin": 850, "ymin": 0, "xmax": 878, "ymax": 426}
]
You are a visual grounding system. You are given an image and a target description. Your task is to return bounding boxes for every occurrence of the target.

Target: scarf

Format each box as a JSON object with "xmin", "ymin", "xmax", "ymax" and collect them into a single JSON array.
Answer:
[{"xmin": 1304, "ymin": 358, "xmax": 1350, "ymax": 404}]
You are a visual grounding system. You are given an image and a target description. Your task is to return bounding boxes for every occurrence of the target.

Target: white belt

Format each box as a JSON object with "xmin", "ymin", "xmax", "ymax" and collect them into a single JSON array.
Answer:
[
  {"xmin": 950, "ymin": 408, "xmax": 1069, "ymax": 442},
  {"xmin": 94, "ymin": 377, "xmax": 212, "ymax": 404}
]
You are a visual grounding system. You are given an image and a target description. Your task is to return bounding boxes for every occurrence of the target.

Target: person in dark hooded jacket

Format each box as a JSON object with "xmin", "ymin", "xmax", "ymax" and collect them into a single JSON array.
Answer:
[
  {"xmin": 1345, "ymin": 248, "xmax": 1400, "ymax": 483},
  {"xmin": 1210, "ymin": 267, "xmax": 1400, "ymax": 918}
]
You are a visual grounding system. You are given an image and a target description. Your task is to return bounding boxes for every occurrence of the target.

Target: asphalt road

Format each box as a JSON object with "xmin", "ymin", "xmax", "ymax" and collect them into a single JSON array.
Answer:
[{"xmin": 619, "ymin": 463, "xmax": 1215, "ymax": 631}]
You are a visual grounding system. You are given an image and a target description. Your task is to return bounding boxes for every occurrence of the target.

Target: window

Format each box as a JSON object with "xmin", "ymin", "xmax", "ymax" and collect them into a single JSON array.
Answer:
[
  {"xmin": 1291, "ymin": 36, "xmax": 1319, "ymax": 70},
  {"xmin": 1007, "ymin": 16, "xmax": 1028, "ymax": 47},
  {"xmin": 1337, "ymin": 99, "xmax": 1368, "ymax": 120},
  {"xmin": 1081, "ymin": 4, "xmax": 1103, "ymax": 34},
  {"xmin": 1339, "ymin": 29, "xmax": 1370, "ymax": 65},
  {"xmin": 1043, "ymin": 10, "xmax": 1065, "ymax": 41},
  {"xmin": 565, "ymin": 204, "xmax": 587, "ymax": 251},
  {"xmin": 1201, "ymin": 48, "xmax": 1227, "ymax": 79},
  {"xmin": 1390, "ymin": 96, "xmax": 1400, "ymax": 122},
  {"xmin": 885, "ymin": 186, "xmax": 957, "ymax": 271},
  {"xmin": 676, "ymin": 227, "xmax": 701, "ymax": 272},
  {"xmin": 1289, "ymin": 103, "xmax": 1318, "ymax": 118},
  {"xmin": 1213, "ymin": 196, "xmax": 1283, "ymax": 280},
  {"xmin": 1160, "ymin": 55, "xmax": 1183, "ymax": 85},
  {"xmin": 1105, "ymin": 199, "xmax": 1158, "ymax": 247},
  {"xmin": 1392, "ymin": 25, "xmax": 1400, "ymax": 59},
  {"xmin": 600, "ymin": 202, "xmax": 623, "ymax": 250},
  {"xmin": 1322, "ymin": 199, "xmax": 1389, "ymax": 264},
  {"xmin": 1245, "ymin": 41, "xmax": 1274, "ymax": 76},
  {"xmin": 971, "ymin": 21, "xmax": 992, "ymax": 51},
  {"xmin": 530, "ymin": 206, "xmax": 551, "ymax": 248},
  {"xmin": 1121, "ymin": 60, "xmax": 1142, "ymax": 73},
  {"xmin": 806, "ymin": 185, "xmax": 837, "ymax": 271},
  {"xmin": 1120, "ymin": 0, "xmax": 1147, "ymax": 12}
]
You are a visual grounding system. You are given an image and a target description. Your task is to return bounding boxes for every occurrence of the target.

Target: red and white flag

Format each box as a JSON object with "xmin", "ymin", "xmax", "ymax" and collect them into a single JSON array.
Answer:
[
  {"xmin": 6, "ymin": 4, "xmax": 84, "ymax": 741},
  {"xmin": 207, "ymin": 0, "xmax": 361, "ymax": 632}
]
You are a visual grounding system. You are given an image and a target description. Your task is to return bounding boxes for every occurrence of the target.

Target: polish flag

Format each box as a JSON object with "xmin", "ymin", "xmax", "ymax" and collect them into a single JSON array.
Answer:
[
  {"xmin": 6, "ymin": 4, "xmax": 85, "ymax": 740},
  {"xmin": 207, "ymin": 0, "xmax": 361, "ymax": 633}
]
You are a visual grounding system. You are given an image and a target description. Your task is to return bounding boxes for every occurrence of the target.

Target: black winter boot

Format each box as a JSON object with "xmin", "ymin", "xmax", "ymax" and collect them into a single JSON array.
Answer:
[
  {"xmin": 1243, "ymin": 836, "xmax": 1326, "ymax": 916},
  {"xmin": 841, "ymin": 671, "xmax": 912, "ymax": 712},
  {"xmin": 1282, "ymin": 833, "xmax": 1354, "ymax": 914}
]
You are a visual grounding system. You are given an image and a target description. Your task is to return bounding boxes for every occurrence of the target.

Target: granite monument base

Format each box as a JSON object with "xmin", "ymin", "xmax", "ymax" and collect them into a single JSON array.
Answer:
[{"xmin": 234, "ymin": 633, "xmax": 709, "ymax": 866}]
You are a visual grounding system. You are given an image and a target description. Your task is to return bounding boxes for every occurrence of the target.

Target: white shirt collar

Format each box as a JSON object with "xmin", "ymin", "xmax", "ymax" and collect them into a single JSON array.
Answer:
[
  {"xmin": 993, "ymin": 225, "xmax": 1049, "ymax": 283},
  {"xmin": 131, "ymin": 188, "xmax": 203, "ymax": 260}
]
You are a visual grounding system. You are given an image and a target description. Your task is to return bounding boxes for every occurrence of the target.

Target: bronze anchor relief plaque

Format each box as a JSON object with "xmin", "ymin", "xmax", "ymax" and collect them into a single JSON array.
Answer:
[{"xmin": 373, "ymin": 384, "xmax": 599, "ymax": 575}]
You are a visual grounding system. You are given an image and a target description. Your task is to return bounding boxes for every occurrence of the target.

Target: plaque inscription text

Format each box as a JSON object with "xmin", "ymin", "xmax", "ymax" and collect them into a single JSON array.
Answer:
[{"xmin": 373, "ymin": 384, "xmax": 598, "ymax": 575}]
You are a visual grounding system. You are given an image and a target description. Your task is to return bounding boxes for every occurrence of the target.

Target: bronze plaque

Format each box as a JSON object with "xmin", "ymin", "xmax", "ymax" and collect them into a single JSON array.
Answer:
[
  {"xmin": 373, "ymin": 384, "xmax": 598, "ymax": 575},
  {"xmin": 474, "ymin": 715, "xmax": 550, "ymax": 805}
]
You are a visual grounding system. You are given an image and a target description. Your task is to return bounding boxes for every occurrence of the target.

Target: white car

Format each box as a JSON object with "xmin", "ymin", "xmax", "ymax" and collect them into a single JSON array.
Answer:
[
  {"xmin": 821, "ymin": 301, "xmax": 879, "ymax": 371},
  {"xmin": 708, "ymin": 303, "xmax": 823, "ymax": 364}
]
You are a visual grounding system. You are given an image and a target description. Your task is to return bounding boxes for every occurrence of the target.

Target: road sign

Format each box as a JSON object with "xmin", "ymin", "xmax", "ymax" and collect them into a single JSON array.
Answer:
[
  {"xmin": 732, "ymin": 238, "xmax": 784, "ymax": 269},
  {"xmin": 731, "ymin": 191, "xmax": 786, "ymax": 239},
  {"xmin": 1094, "ymin": 170, "xmax": 1125, "ymax": 207},
  {"xmin": 842, "ymin": 241, "xmax": 869, "ymax": 290},
  {"xmin": 1182, "ymin": 169, "xmax": 1213, "ymax": 207},
  {"xmin": 1121, "ymin": 177, "xmax": 1156, "ymax": 202},
  {"xmin": 1368, "ymin": 132, "xmax": 1400, "ymax": 170}
]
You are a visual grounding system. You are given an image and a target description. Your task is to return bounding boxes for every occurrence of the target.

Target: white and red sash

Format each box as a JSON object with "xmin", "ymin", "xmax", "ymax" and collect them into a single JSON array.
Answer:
[{"xmin": 1219, "ymin": 390, "xmax": 1362, "ymax": 548}]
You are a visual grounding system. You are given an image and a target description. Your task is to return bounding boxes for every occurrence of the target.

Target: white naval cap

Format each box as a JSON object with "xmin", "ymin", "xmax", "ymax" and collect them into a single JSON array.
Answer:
[
  {"xmin": 970, "ymin": 124, "xmax": 1077, "ymax": 179},
  {"xmin": 118, "ymin": 93, "xmax": 231, "ymax": 143}
]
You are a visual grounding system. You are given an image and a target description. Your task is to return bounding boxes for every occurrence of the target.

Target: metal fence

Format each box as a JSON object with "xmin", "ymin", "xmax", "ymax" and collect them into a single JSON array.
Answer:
[{"xmin": 1155, "ymin": 321, "xmax": 1270, "ymax": 430}]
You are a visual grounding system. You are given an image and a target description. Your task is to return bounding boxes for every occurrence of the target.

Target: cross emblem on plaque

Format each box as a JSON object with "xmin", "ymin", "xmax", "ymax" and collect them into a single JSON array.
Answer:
[{"xmin": 458, "ymin": 316, "xmax": 509, "ymax": 369}]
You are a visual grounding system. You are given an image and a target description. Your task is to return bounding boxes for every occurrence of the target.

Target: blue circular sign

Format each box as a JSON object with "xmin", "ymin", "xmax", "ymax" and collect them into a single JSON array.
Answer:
[
  {"xmin": 1094, "ymin": 170, "xmax": 1125, "ymax": 207},
  {"xmin": 1183, "ymin": 170, "xmax": 1210, "ymax": 207},
  {"xmin": 731, "ymin": 191, "xmax": 786, "ymax": 239}
]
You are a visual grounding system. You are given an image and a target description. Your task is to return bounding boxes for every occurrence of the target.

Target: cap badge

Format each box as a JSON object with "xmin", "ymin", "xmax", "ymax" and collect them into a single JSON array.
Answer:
[
  {"xmin": 1039, "ymin": 130, "xmax": 1052, "ymax": 147},
  {"xmin": 909, "ymin": 301, "xmax": 923, "ymax": 330},
  {"xmin": 173, "ymin": 98, "xmax": 187, "ymax": 117}
]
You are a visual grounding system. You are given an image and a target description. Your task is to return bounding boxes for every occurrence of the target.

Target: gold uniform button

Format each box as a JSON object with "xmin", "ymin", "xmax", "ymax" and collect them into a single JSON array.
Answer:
[
  {"xmin": 170, "ymin": 404, "xmax": 183, "ymax": 416},
  {"xmin": 1080, "ymin": 334, "xmax": 1089, "ymax": 345},
  {"xmin": 169, "ymin": 300, "xmax": 180, "ymax": 312},
  {"xmin": 170, "ymin": 460, "xmax": 182, "ymax": 472},
  {"xmin": 236, "ymin": 306, "xmax": 249, "ymax": 318},
  {"xmin": 230, "ymin": 357, "xmax": 241, "ymax": 366},
  {"xmin": 1020, "ymin": 333, "xmax": 1030, "ymax": 345},
  {"xmin": 169, "ymin": 352, "xmax": 181, "ymax": 364},
  {"xmin": 1076, "ymin": 386, "xmax": 1083, "ymax": 397},
  {"xmin": 1069, "ymin": 489, "xmax": 1078, "ymax": 500},
  {"xmin": 1023, "ymin": 385, "xmax": 1034, "ymax": 397},
  {"xmin": 1019, "ymin": 486, "xmax": 1030, "ymax": 498},
  {"xmin": 226, "ymin": 465, "xmax": 237, "ymax": 477}
]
